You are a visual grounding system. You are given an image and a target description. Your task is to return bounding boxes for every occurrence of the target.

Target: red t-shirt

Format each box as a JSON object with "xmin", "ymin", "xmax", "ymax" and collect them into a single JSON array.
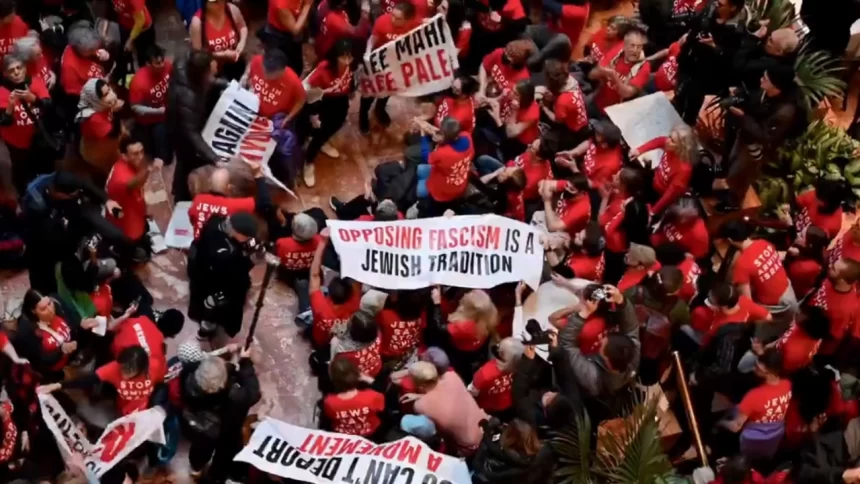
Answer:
[
  {"xmin": 786, "ymin": 257, "xmax": 823, "ymax": 301},
  {"xmin": 732, "ymin": 239, "xmax": 790, "ymax": 306},
  {"xmin": 738, "ymin": 379, "xmax": 792, "ymax": 424},
  {"xmin": 322, "ymin": 390, "xmax": 385, "ymax": 436},
  {"xmin": 594, "ymin": 43, "xmax": 651, "ymax": 110},
  {"xmin": 677, "ymin": 257, "xmax": 701, "ymax": 302},
  {"xmin": 96, "ymin": 361, "xmax": 159, "ymax": 416},
  {"xmin": 475, "ymin": 0, "xmax": 525, "ymax": 32},
  {"xmin": 188, "ymin": 193, "xmax": 255, "ymax": 239},
  {"xmin": 447, "ymin": 319, "xmax": 487, "ymax": 352},
  {"xmin": 38, "ymin": 316, "xmax": 71, "ymax": 371},
  {"xmin": 427, "ymin": 133, "xmax": 474, "ymax": 202},
  {"xmin": 371, "ymin": 14, "xmax": 421, "ymax": 46},
  {"xmin": 111, "ymin": 0, "xmax": 152, "ymax": 31},
  {"xmin": 267, "ymin": 0, "xmax": 303, "ymax": 33},
  {"xmin": 701, "ymin": 295, "xmax": 770, "ymax": 346},
  {"xmin": 105, "ymin": 159, "xmax": 147, "ymax": 241},
  {"xmin": 582, "ymin": 142, "xmax": 622, "ymax": 191},
  {"xmin": 311, "ymin": 287, "xmax": 361, "ymax": 347},
  {"xmin": 276, "ymin": 235, "xmax": 321, "ymax": 271},
  {"xmin": 435, "ymin": 96, "xmax": 475, "ymax": 133},
  {"xmin": 27, "ymin": 54, "xmax": 53, "ymax": 86},
  {"xmin": 380, "ymin": 0, "xmax": 432, "ymax": 16},
  {"xmin": 600, "ymin": 193, "xmax": 627, "ymax": 253},
  {"xmin": 578, "ymin": 316, "xmax": 607, "ymax": 354},
  {"xmin": 90, "ymin": 282, "xmax": 113, "ymax": 317},
  {"xmin": 0, "ymin": 16, "xmax": 29, "ymax": 59},
  {"xmin": 81, "ymin": 111, "xmax": 113, "ymax": 141},
  {"xmin": 110, "ymin": 316, "xmax": 167, "ymax": 381},
  {"xmin": 509, "ymin": 152, "xmax": 551, "ymax": 201},
  {"xmin": 338, "ymin": 337, "xmax": 382, "ymax": 377},
  {"xmin": 588, "ymin": 27, "xmax": 620, "ymax": 63},
  {"xmin": 617, "ymin": 261, "xmax": 661, "ymax": 293},
  {"xmin": 812, "ymin": 279, "xmax": 859, "ymax": 349},
  {"xmin": 376, "ymin": 308, "xmax": 425, "ymax": 357},
  {"xmin": 567, "ymin": 253, "xmax": 605, "ymax": 282},
  {"xmin": 783, "ymin": 382, "xmax": 857, "ymax": 449},
  {"xmin": 554, "ymin": 190, "xmax": 591, "ymax": 238},
  {"xmin": 316, "ymin": 9, "xmax": 351, "ymax": 58},
  {"xmin": 651, "ymin": 218, "xmax": 710, "ymax": 259},
  {"xmin": 481, "ymin": 48, "xmax": 529, "ymax": 93},
  {"xmin": 828, "ymin": 229, "xmax": 860, "ymax": 266},
  {"xmin": 653, "ymin": 41, "xmax": 682, "ymax": 92},
  {"xmin": 513, "ymin": 101, "xmax": 540, "ymax": 145},
  {"xmin": 775, "ymin": 322, "xmax": 821, "ymax": 374},
  {"xmin": 194, "ymin": 9, "xmax": 238, "ymax": 54},
  {"xmin": 471, "ymin": 361, "xmax": 513, "ymax": 412},
  {"xmin": 795, "ymin": 189, "xmax": 843, "ymax": 241},
  {"xmin": 641, "ymin": 137, "xmax": 693, "ymax": 215},
  {"xmin": 549, "ymin": 4, "xmax": 589, "ymax": 51},
  {"xmin": 60, "ymin": 46, "xmax": 105, "ymax": 96},
  {"xmin": 505, "ymin": 188, "xmax": 525, "ymax": 222},
  {"xmin": 247, "ymin": 55, "xmax": 305, "ymax": 118},
  {"xmin": 306, "ymin": 60, "xmax": 352, "ymax": 96},
  {"xmin": 0, "ymin": 77, "xmax": 50, "ymax": 149},
  {"xmin": 554, "ymin": 88, "xmax": 588, "ymax": 133},
  {"xmin": 129, "ymin": 61, "xmax": 171, "ymax": 125}
]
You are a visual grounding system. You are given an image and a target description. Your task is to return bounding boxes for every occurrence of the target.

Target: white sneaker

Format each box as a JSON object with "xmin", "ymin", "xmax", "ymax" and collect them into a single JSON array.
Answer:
[
  {"xmin": 303, "ymin": 164, "xmax": 316, "ymax": 187},
  {"xmin": 320, "ymin": 142, "xmax": 340, "ymax": 158}
]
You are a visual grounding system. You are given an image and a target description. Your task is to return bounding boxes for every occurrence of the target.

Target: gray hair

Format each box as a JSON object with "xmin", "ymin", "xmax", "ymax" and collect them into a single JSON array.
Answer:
[
  {"xmin": 2, "ymin": 53, "xmax": 24, "ymax": 72},
  {"xmin": 497, "ymin": 337, "xmax": 524, "ymax": 372},
  {"xmin": 375, "ymin": 199, "xmax": 398, "ymax": 220},
  {"xmin": 68, "ymin": 24, "xmax": 102, "ymax": 54},
  {"xmin": 291, "ymin": 213, "xmax": 318, "ymax": 242},
  {"xmin": 194, "ymin": 356, "xmax": 228, "ymax": 394},
  {"xmin": 440, "ymin": 117, "xmax": 460, "ymax": 142},
  {"xmin": 421, "ymin": 346, "xmax": 450, "ymax": 374},
  {"xmin": 11, "ymin": 35, "xmax": 40, "ymax": 63}
]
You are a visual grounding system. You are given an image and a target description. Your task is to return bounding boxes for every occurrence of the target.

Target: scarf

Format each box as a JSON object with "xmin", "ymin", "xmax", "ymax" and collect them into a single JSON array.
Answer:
[{"xmin": 75, "ymin": 77, "xmax": 110, "ymax": 123}]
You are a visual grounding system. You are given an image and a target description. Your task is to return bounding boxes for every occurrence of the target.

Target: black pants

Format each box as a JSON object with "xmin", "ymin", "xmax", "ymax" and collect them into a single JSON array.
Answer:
[
  {"xmin": 673, "ymin": 75, "xmax": 709, "ymax": 126},
  {"xmin": 359, "ymin": 96, "xmax": 390, "ymax": 122},
  {"xmin": 9, "ymin": 143, "xmax": 50, "ymax": 196},
  {"xmin": 132, "ymin": 121, "xmax": 172, "ymax": 164},
  {"xmin": 306, "ymin": 95, "xmax": 350, "ymax": 164},
  {"xmin": 263, "ymin": 25, "xmax": 304, "ymax": 75},
  {"xmin": 219, "ymin": 57, "xmax": 247, "ymax": 82}
]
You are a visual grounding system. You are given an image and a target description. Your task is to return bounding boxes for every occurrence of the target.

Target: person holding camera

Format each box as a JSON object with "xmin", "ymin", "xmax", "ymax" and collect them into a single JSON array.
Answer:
[{"xmin": 187, "ymin": 212, "xmax": 260, "ymax": 342}]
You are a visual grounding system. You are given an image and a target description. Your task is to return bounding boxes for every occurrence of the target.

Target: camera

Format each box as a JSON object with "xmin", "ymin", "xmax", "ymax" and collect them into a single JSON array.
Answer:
[
  {"xmin": 590, "ymin": 286, "xmax": 611, "ymax": 302},
  {"xmin": 525, "ymin": 319, "xmax": 553, "ymax": 345},
  {"xmin": 718, "ymin": 87, "xmax": 749, "ymax": 110}
]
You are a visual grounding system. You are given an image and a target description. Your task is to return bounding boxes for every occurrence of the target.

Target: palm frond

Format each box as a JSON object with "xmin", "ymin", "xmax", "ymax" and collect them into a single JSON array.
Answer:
[
  {"xmin": 746, "ymin": 0, "xmax": 798, "ymax": 31},
  {"xmin": 794, "ymin": 41, "xmax": 846, "ymax": 111},
  {"xmin": 550, "ymin": 414, "xmax": 595, "ymax": 484}
]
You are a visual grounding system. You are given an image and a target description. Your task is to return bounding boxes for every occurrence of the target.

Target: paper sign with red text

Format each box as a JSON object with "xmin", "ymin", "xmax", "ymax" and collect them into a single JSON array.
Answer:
[
  {"xmin": 358, "ymin": 15, "xmax": 459, "ymax": 98},
  {"xmin": 235, "ymin": 418, "xmax": 470, "ymax": 484}
]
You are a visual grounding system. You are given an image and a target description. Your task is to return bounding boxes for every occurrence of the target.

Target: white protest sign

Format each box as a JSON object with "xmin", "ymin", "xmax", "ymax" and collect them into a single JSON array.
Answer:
[
  {"xmin": 165, "ymin": 201, "xmax": 194, "ymax": 249},
  {"xmin": 604, "ymin": 92, "xmax": 686, "ymax": 169},
  {"xmin": 235, "ymin": 418, "xmax": 471, "ymax": 484},
  {"xmin": 327, "ymin": 215, "xmax": 544, "ymax": 290},
  {"xmin": 202, "ymin": 81, "xmax": 294, "ymax": 196},
  {"xmin": 358, "ymin": 15, "xmax": 459, "ymax": 98},
  {"xmin": 39, "ymin": 394, "xmax": 166, "ymax": 478},
  {"xmin": 518, "ymin": 278, "xmax": 589, "ymax": 360}
]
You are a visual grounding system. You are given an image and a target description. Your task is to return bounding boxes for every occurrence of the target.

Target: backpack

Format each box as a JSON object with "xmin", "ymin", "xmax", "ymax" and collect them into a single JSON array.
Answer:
[{"xmin": 20, "ymin": 173, "xmax": 56, "ymax": 217}]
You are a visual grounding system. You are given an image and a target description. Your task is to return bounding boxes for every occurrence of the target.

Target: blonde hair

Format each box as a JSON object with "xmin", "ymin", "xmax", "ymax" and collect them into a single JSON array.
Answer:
[
  {"xmin": 195, "ymin": 357, "xmax": 228, "ymax": 394},
  {"xmin": 669, "ymin": 124, "xmax": 699, "ymax": 163},
  {"xmin": 409, "ymin": 361, "xmax": 439, "ymax": 388},
  {"xmin": 450, "ymin": 290, "xmax": 499, "ymax": 343}
]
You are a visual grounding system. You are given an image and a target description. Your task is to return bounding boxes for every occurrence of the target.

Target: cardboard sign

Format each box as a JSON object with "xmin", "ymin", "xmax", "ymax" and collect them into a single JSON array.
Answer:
[
  {"xmin": 357, "ymin": 15, "xmax": 459, "ymax": 98},
  {"xmin": 235, "ymin": 418, "xmax": 471, "ymax": 484},
  {"xmin": 326, "ymin": 215, "xmax": 544, "ymax": 290}
]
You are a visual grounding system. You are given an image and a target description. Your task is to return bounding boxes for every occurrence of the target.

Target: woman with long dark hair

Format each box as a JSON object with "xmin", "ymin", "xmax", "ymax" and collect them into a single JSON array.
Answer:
[
  {"xmin": 189, "ymin": 0, "xmax": 249, "ymax": 81},
  {"xmin": 303, "ymin": 39, "xmax": 353, "ymax": 167},
  {"xmin": 785, "ymin": 225, "xmax": 829, "ymax": 302}
]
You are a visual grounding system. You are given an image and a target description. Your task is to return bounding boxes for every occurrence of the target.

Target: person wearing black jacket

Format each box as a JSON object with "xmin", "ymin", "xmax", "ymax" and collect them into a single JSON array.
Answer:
[
  {"xmin": 187, "ymin": 212, "xmax": 259, "ymax": 341},
  {"xmin": 167, "ymin": 49, "xmax": 228, "ymax": 202}
]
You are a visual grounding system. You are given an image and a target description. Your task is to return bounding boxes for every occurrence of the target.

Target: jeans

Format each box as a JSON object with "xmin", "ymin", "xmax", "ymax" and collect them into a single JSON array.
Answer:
[
  {"xmin": 474, "ymin": 154, "xmax": 504, "ymax": 176},
  {"xmin": 417, "ymin": 164, "xmax": 431, "ymax": 198}
]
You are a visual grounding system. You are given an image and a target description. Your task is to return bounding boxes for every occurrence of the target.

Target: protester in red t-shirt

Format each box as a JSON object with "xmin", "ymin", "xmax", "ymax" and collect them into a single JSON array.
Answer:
[
  {"xmin": 784, "ymin": 225, "xmax": 828, "ymax": 301},
  {"xmin": 631, "ymin": 124, "xmax": 697, "ymax": 215},
  {"xmin": 190, "ymin": 0, "xmax": 248, "ymax": 79},
  {"xmin": 783, "ymin": 368, "xmax": 858, "ymax": 450},
  {"xmin": 540, "ymin": 173, "xmax": 591, "ymax": 239},
  {"xmin": 274, "ymin": 212, "xmax": 321, "ymax": 318},
  {"xmin": 503, "ymin": 135, "xmax": 554, "ymax": 204},
  {"xmin": 304, "ymin": 40, "xmax": 353, "ymax": 175},
  {"xmin": 332, "ymin": 310, "xmax": 383, "ymax": 379},
  {"xmin": 376, "ymin": 289, "xmax": 426, "ymax": 362},
  {"xmin": 243, "ymin": 50, "xmax": 306, "ymax": 121},
  {"xmin": 314, "ymin": 0, "xmax": 371, "ymax": 59},
  {"xmin": 416, "ymin": 119, "xmax": 475, "ymax": 203},
  {"xmin": 585, "ymin": 16, "xmax": 628, "ymax": 64},
  {"xmin": 188, "ymin": 166, "xmax": 272, "ymax": 241},
  {"xmin": 468, "ymin": 337, "xmax": 522, "ymax": 416},
  {"xmin": 554, "ymin": 223, "xmax": 606, "ymax": 282},
  {"xmin": 478, "ymin": 162, "xmax": 527, "ymax": 221},
  {"xmin": 784, "ymin": 182, "xmax": 844, "ymax": 242},
  {"xmin": 617, "ymin": 243, "xmax": 661, "ymax": 293},
  {"xmin": 111, "ymin": 310, "xmax": 184, "ymax": 375},
  {"xmin": 813, "ymin": 257, "xmax": 860, "ymax": 355},
  {"xmin": 266, "ymin": 0, "xmax": 313, "ymax": 75},
  {"xmin": 694, "ymin": 281, "xmax": 772, "ymax": 346},
  {"xmin": 129, "ymin": 46, "xmax": 172, "ymax": 162},
  {"xmin": 828, "ymin": 218, "xmax": 860, "ymax": 267},
  {"xmin": 0, "ymin": 53, "xmax": 52, "ymax": 194},
  {"xmin": 309, "ymin": 231, "xmax": 362, "ymax": 346},
  {"xmin": 724, "ymin": 220, "xmax": 794, "ymax": 309},
  {"xmin": 650, "ymin": 37, "xmax": 685, "ymax": 93},
  {"xmin": 544, "ymin": 0, "xmax": 589, "ymax": 53},
  {"xmin": 61, "ymin": 25, "xmax": 108, "ymax": 97},
  {"xmin": 13, "ymin": 36, "xmax": 56, "ymax": 89},
  {"xmin": 492, "ymin": 79, "xmax": 540, "ymax": 158},
  {"xmin": 0, "ymin": 6, "xmax": 28, "ymax": 62},
  {"xmin": 598, "ymin": 168, "xmax": 650, "ymax": 285},
  {"xmin": 651, "ymin": 197, "xmax": 710, "ymax": 259},
  {"xmin": 589, "ymin": 26, "xmax": 651, "ymax": 111},
  {"xmin": 479, "ymin": 40, "xmax": 533, "ymax": 98},
  {"xmin": 323, "ymin": 357, "xmax": 386, "ymax": 437},
  {"xmin": 720, "ymin": 348, "xmax": 791, "ymax": 433},
  {"xmin": 22, "ymin": 289, "xmax": 99, "ymax": 376},
  {"xmin": 78, "ymin": 78, "xmax": 125, "ymax": 168},
  {"xmin": 654, "ymin": 243, "xmax": 700, "ymax": 302},
  {"xmin": 433, "ymin": 75, "xmax": 478, "ymax": 134},
  {"xmin": 359, "ymin": 2, "xmax": 421, "ymax": 134},
  {"xmin": 556, "ymin": 119, "xmax": 624, "ymax": 192},
  {"xmin": 105, "ymin": 138, "xmax": 162, "ymax": 254},
  {"xmin": 540, "ymin": 59, "xmax": 589, "ymax": 146},
  {"xmin": 767, "ymin": 306, "xmax": 827, "ymax": 375},
  {"xmin": 433, "ymin": 288, "xmax": 498, "ymax": 378}
]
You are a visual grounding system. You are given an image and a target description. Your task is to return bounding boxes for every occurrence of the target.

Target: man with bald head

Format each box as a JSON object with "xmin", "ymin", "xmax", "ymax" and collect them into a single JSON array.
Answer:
[
  {"xmin": 187, "ymin": 163, "xmax": 273, "ymax": 240},
  {"xmin": 732, "ymin": 26, "xmax": 799, "ymax": 92}
]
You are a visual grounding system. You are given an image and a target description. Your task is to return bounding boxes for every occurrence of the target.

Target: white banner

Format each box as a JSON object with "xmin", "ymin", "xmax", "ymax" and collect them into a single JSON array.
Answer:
[
  {"xmin": 326, "ymin": 215, "xmax": 544, "ymax": 290},
  {"xmin": 235, "ymin": 418, "xmax": 470, "ymax": 484},
  {"xmin": 604, "ymin": 92, "xmax": 685, "ymax": 169},
  {"xmin": 201, "ymin": 81, "xmax": 293, "ymax": 195},
  {"xmin": 39, "ymin": 394, "xmax": 166, "ymax": 479},
  {"xmin": 358, "ymin": 15, "xmax": 459, "ymax": 98}
]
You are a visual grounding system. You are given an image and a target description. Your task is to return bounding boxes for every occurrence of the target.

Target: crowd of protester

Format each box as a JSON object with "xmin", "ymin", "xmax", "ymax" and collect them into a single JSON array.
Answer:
[{"xmin": 1, "ymin": 0, "xmax": 860, "ymax": 482}]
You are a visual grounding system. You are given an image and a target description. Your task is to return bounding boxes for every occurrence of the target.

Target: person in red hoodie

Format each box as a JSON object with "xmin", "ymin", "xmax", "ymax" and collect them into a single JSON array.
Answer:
[
  {"xmin": 188, "ymin": 165, "xmax": 272, "ymax": 240},
  {"xmin": 556, "ymin": 119, "xmax": 624, "ymax": 192},
  {"xmin": 416, "ymin": 117, "xmax": 475, "ymax": 209},
  {"xmin": 629, "ymin": 123, "xmax": 697, "ymax": 216},
  {"xmin": 651, "ymin": 196, "xmax": 710, "ymax": 260}
]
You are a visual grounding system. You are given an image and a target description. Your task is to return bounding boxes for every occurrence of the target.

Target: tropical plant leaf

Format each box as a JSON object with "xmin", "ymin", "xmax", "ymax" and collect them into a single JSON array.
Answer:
[
  {"xmin": 550, "ymin": 414, "xmax": 595, "ymax": 484},
  {"xmin": 746, "ymin": 0, "xmax": 798, "ymax": 31},
  {"xmin": 794, "ymin": 41, "xmax": 846, "ymax": 111}
]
